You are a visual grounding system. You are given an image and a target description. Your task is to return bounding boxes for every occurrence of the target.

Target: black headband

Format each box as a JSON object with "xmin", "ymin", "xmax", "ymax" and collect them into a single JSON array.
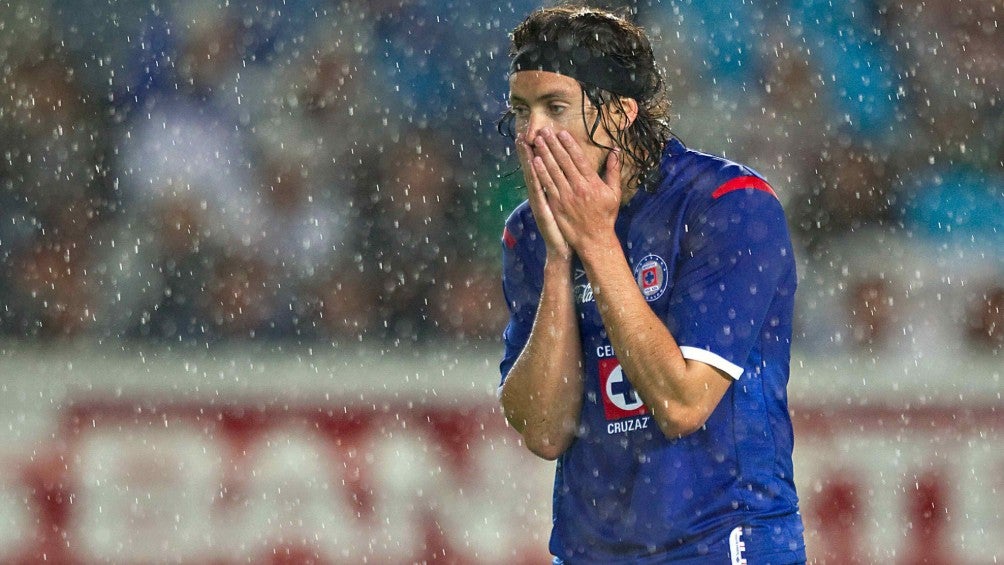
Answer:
[{"xmin": 509, "ymin": 41, "xmax": 647, "ymax": 100}]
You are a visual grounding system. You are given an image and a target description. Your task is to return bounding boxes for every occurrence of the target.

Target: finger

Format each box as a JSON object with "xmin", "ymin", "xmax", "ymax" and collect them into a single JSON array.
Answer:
[
  {"xmin": 531, "ymin": 154, "xmax": 562, "ymax": 205},
  {"xmin": 525, "ymin": 154, "xmax": 571, "ymax": 251},
  {"xmin": 556, "ymin": 129, "xmax": 598, "ymax": 178},
  {"xmin": 525, "ymin": 156, "xmax": 558, "ymax": 225},
  {"xmin": 515, "ymin": 133, "xmax": 534, "ymax": 172},
  {"xmin": 532, "ymin": 132, "xmax": 573, "ymax": 199},
  {"xmin": 540, "ymin": 128, "xmax": 583, "ymax": 184},
  {"xmin": 516, "ymin": 134, "xmax": 570, "ymax": 253},
  {"xmin": 517, "ymin": 137, "xmax": 548, "ymax": 205},
  {"xmin": 525, "ymin": 153, "xmax": 549, "ymax": 209},
  {"xmin": 516, "ymin": 137, "xmax": 543, "ymax": 193}
]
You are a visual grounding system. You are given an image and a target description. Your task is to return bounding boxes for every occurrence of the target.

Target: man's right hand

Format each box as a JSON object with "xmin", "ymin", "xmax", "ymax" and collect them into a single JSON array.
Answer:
[{"xmin": 517, "ymin": 132, "xmax": 573, "ymax": 263}]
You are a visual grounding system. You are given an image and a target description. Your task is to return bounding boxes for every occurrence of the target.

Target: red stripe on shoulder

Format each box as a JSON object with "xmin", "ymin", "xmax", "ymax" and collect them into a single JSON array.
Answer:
[
  {"xmin": 502, "ymin": 226, "xmax": 517, "ymax": 249},
  {"xmin": 711, "ymin": 175, "xmax": 777, "ymax": 199}
]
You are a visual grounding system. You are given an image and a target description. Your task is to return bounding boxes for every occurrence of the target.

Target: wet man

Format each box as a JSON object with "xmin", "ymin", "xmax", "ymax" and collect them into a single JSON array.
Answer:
[{"xmin": 497, "ymin": 6, "xmax": 806, "ymax": 563}]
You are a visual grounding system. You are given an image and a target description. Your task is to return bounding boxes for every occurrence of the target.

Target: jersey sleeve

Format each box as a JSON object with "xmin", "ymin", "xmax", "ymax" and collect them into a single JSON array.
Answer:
[
  {"xmin": 668, "ymin": 181, "xmax": 796, "ymax": 379},
  {"xmin": 498, "ymin": 208, "xmax": 543, "ymax": 388}
]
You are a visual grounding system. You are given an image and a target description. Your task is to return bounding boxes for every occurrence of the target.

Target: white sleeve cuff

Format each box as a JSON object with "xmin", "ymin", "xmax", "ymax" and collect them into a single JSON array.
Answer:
[{"xmin": 679, "ymin": 346, "xmax": 744, "ymax": 380}]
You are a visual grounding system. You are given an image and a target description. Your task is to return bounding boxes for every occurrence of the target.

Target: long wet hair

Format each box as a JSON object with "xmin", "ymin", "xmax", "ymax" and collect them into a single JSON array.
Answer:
[{"xmin": 498, "ymin": 5, "xmax": 674, "ymax": 190}]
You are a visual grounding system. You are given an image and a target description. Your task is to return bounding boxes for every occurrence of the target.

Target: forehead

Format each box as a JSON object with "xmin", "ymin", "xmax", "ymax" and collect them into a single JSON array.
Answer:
[{"xmin": 508, "ymin": 70, "xmax": 581, "ymax": 99}]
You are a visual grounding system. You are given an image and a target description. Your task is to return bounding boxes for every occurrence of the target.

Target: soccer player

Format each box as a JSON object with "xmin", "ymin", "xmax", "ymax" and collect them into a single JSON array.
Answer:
[{"xmin": 497, "ymin": 6, "xmax": 806, "ymax": 564}]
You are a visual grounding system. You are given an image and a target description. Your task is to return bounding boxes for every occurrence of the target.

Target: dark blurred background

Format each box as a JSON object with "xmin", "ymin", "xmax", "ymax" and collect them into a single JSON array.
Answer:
[{"xmin": 1, "ymin": 0, "xmax": 1001, "ymax": 358}]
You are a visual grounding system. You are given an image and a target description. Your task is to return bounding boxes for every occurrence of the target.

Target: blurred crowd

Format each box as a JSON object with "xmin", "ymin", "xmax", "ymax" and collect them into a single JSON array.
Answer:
[{"xmin": 0, "ymin": 0, "xmax": 1001, "ymax": 356}]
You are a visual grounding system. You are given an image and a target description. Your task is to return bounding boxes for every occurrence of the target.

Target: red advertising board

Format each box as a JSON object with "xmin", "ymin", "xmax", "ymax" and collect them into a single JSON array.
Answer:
[
  {"xmin": 0, "ymin": 346, "xmax": 999, "ymax": 564},
  {"xmin": 1, "ymin": 399, "xmax": 996, "ymax": 564},
  {"xmin": 9, "ymin": 400, "xmax": 552, "ymax": 564}
]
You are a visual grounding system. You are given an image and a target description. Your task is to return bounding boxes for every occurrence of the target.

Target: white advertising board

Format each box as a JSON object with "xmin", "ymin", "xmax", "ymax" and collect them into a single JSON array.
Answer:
[{"xmin": 0, "ymin": 345, "xmax": 999, "ymax": 563}]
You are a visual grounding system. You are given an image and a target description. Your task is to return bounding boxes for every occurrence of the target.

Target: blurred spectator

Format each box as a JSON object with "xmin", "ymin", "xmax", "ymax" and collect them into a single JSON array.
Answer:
[
  {"xmin": 901, "ymin": 165, "xmax": 1004, "ymax": 253},
  {"xmin": 785, "ymin": 0, "xmax": 900, "ymax": 140},
  {"xmin": 6, "ymin": 198, "xmax": 100, "ymax": 337},
  {"xmin": 965, "ymin": 284, "xmax": 1004, "ymax": 353},
  {"xmin": 0, "ymin": 30, "xmax": 114, "ymax": 337},
  {"xmin": 48, "ymin": 0, "xmax": 172, "ymax": 110},
  {"xmin": 741, "ymin": 17, "xmax": 831, "ymax": 209},
  {"xmin": 242, "ymin": 3, "xmax": 395, "ymax": 160},
  {"xmin": 887, "ymin": 0, "xmax": 1004, "ymax": 167},
  {"xmin": 899, "ymin": 163, "xmax": 1004, "ymax": 354},
  {"xmin": 639, "ymin": 3, "xmax": 765, "ymax": 160},
  {"xmin": 110, "ymin": 4, "xmax": 274, "ymax": 340},
  {"xmin": 0, "ymin": 53, "xmax": 102, "ymax": 226},
  {"xmin": 846, "ymin": 276, "xmax": 896, "ymax": 350},
  {"xmin": 252, "ymin": 145, "xmax": 371, "ymax": 342},
  {"xmin": 796, "ymin": 228, "xmax": 941, "ymax": 358},
  {"xmin": 367, "ymin": 0, "xmax": 504, "ymax": 132},
  {"xmin": 797, "ymin": 219, "xmax": 1003, "ymax": 360},
  {"xmin": 347, "ymin": 128, "xmax": 469, "ymax": 342},
  {"xmin": 202, "ymin": 253, "xmax": 276, "ymax": 339},
  {"xmin": 428, "ymin": 262, "xmax": 509, "ymax": 342},
  {"xmin": 790, "ymin": 132, "xmax": 899, "ymax": 248},
  {"xmin": 639, "ymin": 1, "xmax": 764, "ymax": 94},
  {"xmin": 235, "ymin": 6, "xmax": 405, "ymax": 341},
  {"xmin": 302, "ymin": 269, "xmax": 382, "ymax": 342},
  {"xmin": 0, "ymin": 0, "xmax": 1000, "ymax": 355}
]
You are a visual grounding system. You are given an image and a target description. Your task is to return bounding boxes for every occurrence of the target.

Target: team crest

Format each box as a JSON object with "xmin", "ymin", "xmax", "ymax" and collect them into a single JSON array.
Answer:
[
  {"xmin": 599, "ymin": 358, "xmax": 647, "ymax": 420},
  {"xmin": 633, "ymin": 254, "xmax": 668, "ymax": 301}
]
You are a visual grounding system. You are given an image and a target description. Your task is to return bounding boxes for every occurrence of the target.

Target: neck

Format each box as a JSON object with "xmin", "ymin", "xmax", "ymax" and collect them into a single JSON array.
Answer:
[{"xmin": 619, "ymin": 162, "xmax": 641, "ymax": 205}]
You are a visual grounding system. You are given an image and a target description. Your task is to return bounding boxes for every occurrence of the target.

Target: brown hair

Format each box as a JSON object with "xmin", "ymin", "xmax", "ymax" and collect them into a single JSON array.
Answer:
[{"xmin": 499, "ymin": 5, "xmax": 673, "ymax": 190}]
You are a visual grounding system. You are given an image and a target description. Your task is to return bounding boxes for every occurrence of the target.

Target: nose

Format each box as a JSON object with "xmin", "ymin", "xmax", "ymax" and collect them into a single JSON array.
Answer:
[{"xmin": 522, "ymin": 110, "xmax": 549, "ymax": 145}]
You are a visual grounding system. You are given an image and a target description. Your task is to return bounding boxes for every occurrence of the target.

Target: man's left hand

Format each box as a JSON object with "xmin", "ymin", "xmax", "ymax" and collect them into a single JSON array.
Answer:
[{"xmin": 530, "ymin": 128, "xmax": 623, "ymax": 254}]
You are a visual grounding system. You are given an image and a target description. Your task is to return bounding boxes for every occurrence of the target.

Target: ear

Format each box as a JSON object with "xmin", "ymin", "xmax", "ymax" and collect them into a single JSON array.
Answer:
[
  {"xmin": 622, "ymin": 98, "xmax": 639, "ymax": 127},
  {"xmin": 610, "ymin": 97, "xmax": 639, "ymax": 131}
]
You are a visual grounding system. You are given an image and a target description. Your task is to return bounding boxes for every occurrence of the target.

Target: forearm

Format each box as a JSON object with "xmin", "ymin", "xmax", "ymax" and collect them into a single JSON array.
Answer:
[
  {"xmin": 500, "ymin": 258, "xmax": 584, "ymax": 460},
  {"xmin": 579, "ymin": 235, "xmax": 725, "ymax": 437}
]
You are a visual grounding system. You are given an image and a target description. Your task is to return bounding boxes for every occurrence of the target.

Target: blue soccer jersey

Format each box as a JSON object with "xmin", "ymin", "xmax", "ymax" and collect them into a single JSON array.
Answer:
[{"xmin": 500, "ymin": 138, "xmax": 806, "ymax": 564}]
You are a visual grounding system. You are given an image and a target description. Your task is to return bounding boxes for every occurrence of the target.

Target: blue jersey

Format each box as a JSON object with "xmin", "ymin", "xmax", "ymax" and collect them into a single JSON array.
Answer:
[{"xmin": 500, "ymin": 139, "xmax": 805, "ymax": 564}]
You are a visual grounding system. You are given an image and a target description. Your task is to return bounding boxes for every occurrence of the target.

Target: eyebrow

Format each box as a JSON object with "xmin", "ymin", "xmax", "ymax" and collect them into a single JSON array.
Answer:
[{"xmin": 508, "ymin": 89, "xmax": 579, "ymax": 104}]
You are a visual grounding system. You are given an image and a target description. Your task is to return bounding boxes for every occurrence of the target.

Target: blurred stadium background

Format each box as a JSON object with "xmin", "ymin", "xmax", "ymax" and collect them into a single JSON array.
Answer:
[{"xmin": 0, "ymin": 0, "xmax": 1000, "ymax": 562}]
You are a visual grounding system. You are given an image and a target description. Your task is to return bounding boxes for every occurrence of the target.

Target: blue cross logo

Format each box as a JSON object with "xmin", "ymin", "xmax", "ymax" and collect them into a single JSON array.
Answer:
[
  {"xmin": 606, "ymin": 365, "xmax": 644, "ymax": 411},
  {"xmin": 611, "ymin": 375, "xmax": 639, "ymax": 405}
]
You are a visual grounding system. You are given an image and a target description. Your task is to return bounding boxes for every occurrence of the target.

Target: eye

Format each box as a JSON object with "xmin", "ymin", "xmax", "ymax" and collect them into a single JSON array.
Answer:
[
  {"xmin": 549, "ymin": 103, "xmax": 568, "ymax": 116},
  {"xmin": 510, "ymin": 104, "xmax": 529, "ymax": 118}
]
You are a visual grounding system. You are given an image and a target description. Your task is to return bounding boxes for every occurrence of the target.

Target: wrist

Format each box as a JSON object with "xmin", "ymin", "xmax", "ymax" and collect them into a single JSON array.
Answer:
[
  {"xmin": 544, "ymin": 254, "xmax": 574, "ymax": 274},
  {"xmin": 574, "ymin": 232, "xmax": 622, "ymax": 268}
]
